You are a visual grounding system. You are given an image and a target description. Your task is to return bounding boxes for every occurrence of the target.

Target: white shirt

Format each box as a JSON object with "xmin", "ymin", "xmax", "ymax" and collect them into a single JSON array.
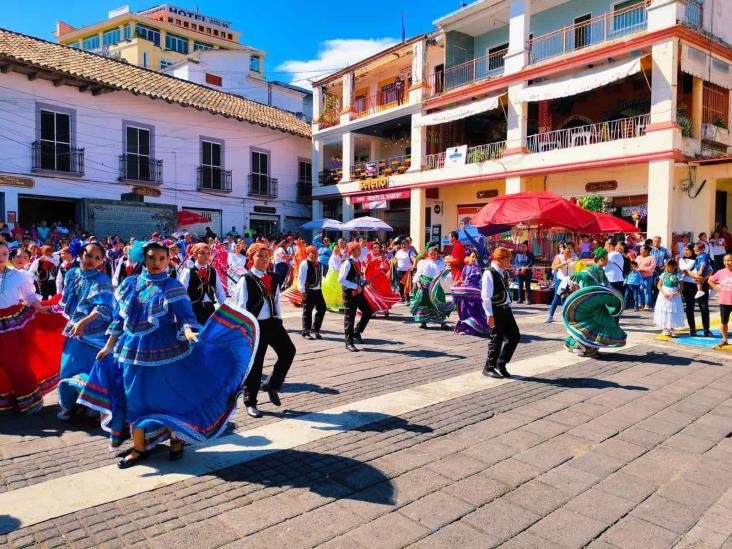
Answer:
[
  {"xmin": 298, "ymin": 260, "xmax": 322, "ymax": 293},
  {"xmin": 328, "ymin": 253, "xmax": 342, "ymax": 271},
  {"xmin": 415, "ymin": 258, "xmax": 444, "ymax": 280},
  {"xmin": 112, "ymin": 259, "xmax": 137, "ymax": 288},
  {"xmin": 481, "ymin": 262, "xmax": 511, "ymax": 317},
  {"xmin": 178, "ymin": 263, "xmax": 227, "ymax": 305},
  {"xmin": 228, "ymin": 253, "xmax": 248, "ymax": 277},
  {"xmin": 28, "ymin": 255, "xmax": 60, "ymax": 281},
  {"xmin": 395, "ymin": 249, "xmax": 415, "ymax": 271},
  {"xmin": 338, "ymin": 257, "xmax": 361, "ymax": 290},
  {"xmin": 604, "ymin": 251, "xmax": 625, "ymax": 283},
  {"xmin": 710, "ymin": 238, "xmax": 726, "ymax": 258},
  {"xmin": 274, "ymin": 247, "xmax": 287, "ymax": 265},
  {"xmin": 678, "ymin": 257, "xmax": 697, "ymax": 283},
  {"xmin": 552, "ymin": 254, "xmax": 575, "ymax": 280},
  {"xmin": 0, "ymin": 268, "xmax": 38, "ymax": 308},
  {"xmin": 228, "ymin": 267, "xmax": 282, "ymax": 320}
]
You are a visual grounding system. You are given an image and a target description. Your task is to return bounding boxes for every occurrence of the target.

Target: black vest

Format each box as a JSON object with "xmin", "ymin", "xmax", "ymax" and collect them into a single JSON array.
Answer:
[
  {"xmin": 344, "ymin": 258, "xmax": 360, "ymax": 285},
  {"xmin": 305, "ymin": 260, "xmax": 322, "ymax": 289},
  {"xmin": 118, "ymin": 260, "xmax": 141, "ymax": 284},
  {"xmin": 243, "ymin": 270, "xmax": 277, "ymax": 318},
  {"xmin": 187, "ymin": 265, "xmax": 217, "ymax": 304},
  {"xmin": 36, "ymin": 258, "xmax": 58, "ymax": 283},
  {"xmin": 490, "ymin": 267, "xmax": 509, "ymax": 309}
]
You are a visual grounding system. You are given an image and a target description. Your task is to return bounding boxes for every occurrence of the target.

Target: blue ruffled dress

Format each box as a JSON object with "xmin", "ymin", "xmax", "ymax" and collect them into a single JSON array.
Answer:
[
  {"xmin": 78, "ymin": 270, "xmax": 258, "ymax": 449},
  {"xmin": 57, "ymin": 268, "xmax": 115, "ymax": 412}
]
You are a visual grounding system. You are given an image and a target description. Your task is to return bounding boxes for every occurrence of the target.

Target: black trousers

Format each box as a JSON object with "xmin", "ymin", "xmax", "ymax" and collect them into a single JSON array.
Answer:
[
  {"xmin": 486, "ymin": 306, "xmax": 521, "ymax": 371},
  {"xmin": 682, "ymin": 281, "xmax": 710, "ymax": 333},
  {"xmin": 516, "ymin": 271, "xmax": 532, "ymax": 303},
  {"xmin": 343, "ymin": 290, "xmax": 372, "ymax": 344},
  {"xmin": 192, "ymin": 301, "xmax": 215, "ymax": 325},
  {"xmin": 302, "ymin": 289, "xmax": 326, "ymax": 333},
  {"xmin": 397, "ymin": 270, "xmax": 410, "ymax": 300},
  {"xmin": 245, "ymin": 317, "xmax": 296, "ymax": 406},
  {"xmin": 274, "ymin": 263, "xmax": 290, "ymax": 291}
]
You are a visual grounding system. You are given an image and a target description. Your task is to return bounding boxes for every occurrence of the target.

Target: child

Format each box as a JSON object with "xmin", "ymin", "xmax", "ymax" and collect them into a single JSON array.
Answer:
[
  {"xmin": 579, "ymin": 235, "xmax": 591, "ymax": 259},
  {"xmin": 692, "ymin": 242, "xmax": 712, "ymax": 299},
  {"xmin": 708, "ymin": 253, "xmax": 732, "ymax": 348},
  {"xmin": 654, "ymin": 259, "xmax": 685, "ymax": 337},
  {"xmin": 624, "ymin": 261, "xmax": 643, "ymax": 311}
]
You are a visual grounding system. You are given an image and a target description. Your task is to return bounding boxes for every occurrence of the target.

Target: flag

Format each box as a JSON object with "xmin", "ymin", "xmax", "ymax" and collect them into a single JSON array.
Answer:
[{"xmin": 401, "ymin": 12, "xmax": 406, "ymax": 43}]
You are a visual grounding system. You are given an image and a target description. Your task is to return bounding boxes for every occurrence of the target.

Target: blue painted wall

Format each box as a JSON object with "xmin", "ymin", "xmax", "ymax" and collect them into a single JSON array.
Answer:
[
  {"xmin": 474, "ymin": 26, "xmax": 510, "ymax": 59},
  {"xmin": 445, "ymin": 30, "xmax": 475, "ymax": 68},
  {"xmin": 530, "ymin": 0, "xmax": 618, "ymax": 37}
]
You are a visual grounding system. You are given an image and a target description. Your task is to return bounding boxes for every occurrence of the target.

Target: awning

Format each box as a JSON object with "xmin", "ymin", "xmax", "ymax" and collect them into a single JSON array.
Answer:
[
  {"xmin": 681, "ymin": 44, "xmax": 732, "ymax": 89},
  {"xmin": 415, "ymin": 94, "xmax": 503, "ymax": 127},
  {"xmin": 518, "ymin": 56, "xmax": 646, "ymax": 102}
]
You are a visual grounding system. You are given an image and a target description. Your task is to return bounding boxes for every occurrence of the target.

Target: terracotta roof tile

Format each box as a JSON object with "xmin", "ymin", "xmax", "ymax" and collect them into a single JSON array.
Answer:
[{"xmin": 0, "ymin": 28, "xmax": 311, "ymax": 139}]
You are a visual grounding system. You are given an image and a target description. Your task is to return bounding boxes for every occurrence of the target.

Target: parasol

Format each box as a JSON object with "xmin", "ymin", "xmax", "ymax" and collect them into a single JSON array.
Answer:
[
  {"xmin": 176, "ymin": 210, "xmax": 210, "ymax": 226},
  {"xmin": 301, "ymin": 218, "xmax": 343, "ymax": 230},
  {"xmin": 582, "ymin": 211, "xmax": 638, "ymax": 234},
  {"xmin": 341, "ymin": 216, "xmax": 393, "ymax": 231}
]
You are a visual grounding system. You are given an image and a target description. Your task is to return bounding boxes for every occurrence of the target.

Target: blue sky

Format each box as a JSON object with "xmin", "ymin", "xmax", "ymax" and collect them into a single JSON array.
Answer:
[{"xmin": 0, "ymin": 1, "xmax": 455, "ymax": 86}]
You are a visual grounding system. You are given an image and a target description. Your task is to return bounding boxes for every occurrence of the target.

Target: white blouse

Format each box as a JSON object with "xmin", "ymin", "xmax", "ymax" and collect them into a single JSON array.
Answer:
[
  {"xmin": 415, "ymin": 258, "xmax": 445, "ymax": 280},
  {"xmin": 0, "ymin": 268, "xmax": 38, "ymax": 308}
]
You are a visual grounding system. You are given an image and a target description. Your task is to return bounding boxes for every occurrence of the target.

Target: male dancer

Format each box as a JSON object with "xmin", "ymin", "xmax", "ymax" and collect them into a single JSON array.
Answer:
[
  {"xmin": 482, "ymin": 247, "xmax": 521, "ymax": 378},
  {"xmin": 339, "ymin": 242, "xmax": 372, "ymax": 352},
  {"xmin": 298, "ymin": 245, "xmax": 326, "ymax": 340},
  {"xmin": 230, "ymin": 243, "xmax": 296, "ymax": 418},
  {"xmin": 179, "ymin": 243, "xmax": 227, "ymax": 325}
]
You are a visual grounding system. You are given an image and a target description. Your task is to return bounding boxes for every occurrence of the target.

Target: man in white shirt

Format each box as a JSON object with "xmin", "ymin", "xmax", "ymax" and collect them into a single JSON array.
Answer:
[
  {"xmin": 178, "ymin": 243, "xmax": 227, "ymax": 325},
  {"xmin": 482, "ymin": 247, "xmax": 520, "ymax": 379},
  {"xmin": 395, "ymin": 240, "xmax": 416, "ymax": 302},
  {"xmin": 298, "ymin": 245, "xmax": 326, "ymax": 340},
  {"xmin": 604, "ymin": 238, "xmax": 626, "ymax": 294},
  {"xmin": 339, "ymin": 242, "xmax": 372, "ymax": 352}
]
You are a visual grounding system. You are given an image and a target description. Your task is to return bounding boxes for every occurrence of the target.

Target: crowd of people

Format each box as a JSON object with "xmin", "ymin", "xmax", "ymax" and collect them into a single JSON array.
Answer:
[{"xmin": 2, "ymin": 218, "xmax": 731, "ymax": 470}]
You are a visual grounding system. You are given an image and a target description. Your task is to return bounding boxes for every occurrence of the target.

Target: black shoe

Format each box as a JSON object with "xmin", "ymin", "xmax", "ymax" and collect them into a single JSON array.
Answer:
[
  {"xmin": 482, "ymin": 368, "xmax": 503, "ymax": 379},
  {"xmin": 353, "ymin": 333, "xmax": 364, "ymax": 344},
  {"xmin": 498, "ymin": 367, "xmax": 511, "ymax": 378},
  {"xmin": 420, "ymin": 323, "xmax": 427, "ymax": 329},
  {"xmin": 117, "ymin": 449, "xmax": 149, "ymax": 469},
  {"xmin": 169, "ymin": 440, "xmax": 185, "ymax": 461},
  {"xmin": 689, "ymin": 331, "xmax": 698, "ymax": 337},
  {"xmin": 704, "ymin": 331, "xmax": 714, "ymax": 337},
  {"xmin": 346, "ymin": 343, "xmax": 360, "ymax": 352},
  {"xmin": 313, "ymin": 332, "xmax": 323, "ymax": 340},
  {"xmin": 440, "ymin": 323, "xmax": 451, "ymax": 330},
  {"xmin": 246, "ymin": 405, "xmax": 262, "ymax": 418},
  {"xmin": 261, "ymin": 384, "xmax": 281, "ymax": 407},
  {"xmin": 302, "ymin": 331, "xmax": 314, "ymax": 340}
]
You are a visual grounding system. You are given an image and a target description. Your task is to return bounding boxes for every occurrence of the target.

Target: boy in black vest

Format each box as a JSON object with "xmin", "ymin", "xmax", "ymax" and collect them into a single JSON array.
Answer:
[
  {"xmin": 298, "ymin": 245, "xmax": 326, "ymax": 339},
  {"xmin": 339, "ymin": 241, "xmax": 372, "ymax": 352},
  {"xmin": 179, "ymin": 243, "xmax": 228, "ymax": 325},
  {"xmin": 230, "ymin": 243, "xmax": 296, "ymax": 418},
  {"xmin": 482, "ymin": 247, "xmax": 521, "ymax": 379}
]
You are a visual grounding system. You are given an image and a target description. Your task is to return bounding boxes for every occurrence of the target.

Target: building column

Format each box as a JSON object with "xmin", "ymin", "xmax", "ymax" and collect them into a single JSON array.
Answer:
[
  {"xmin": 311, "ymin": 199, "xmax": 324, "ymax": 221},
  {"xmin": 342, "ymin": 132, "xmax": 355, "ymax": 183},
  {"xmin": 648, "ymin": 38, "xmax": 680, "ymax": 142},
  {"xmin": 410, "ymin": 187, "xmax": 427, "ymax": 252},
  {"xmin": 505, "ymin": 176, "xmax": 527, "ymax": 195},
  {"xmin": 409, "ymin": 39, "xmax": 427, "ymax": 104},
  {"xmin": 410, "ymin": 115, "xmax": 427, "ymax": 172},
  {"xmin": 312, "ymin": 85, "xmax": 323, "ymax": 131},
  {"xmin": 690, "ymin": 76, "xmax": 704, "ymax": 140},
  {"xmin": 341, "ymin": 72, "xmax": 354, "ymax": 124},
  {"xmin": 646, "ymin": 159, "xmax": 674, "ymax": 244},
  {"xmin": 505, "ymin": 83, "xmax": 528, "ymax": 155},
  {"xmin": 312, "ymin": 138, "xmax": 323, "ymax": 188},
  {"xmin": 504, "ymin": 0, "xmax": 530, "ymax": 75},
  {"xmin": 369, "ymin": 138, "xmax": 379, "ymax": 162},
  {"xmin": 342, "ymin": 196, "xmax": 354, "ymax": 236}
]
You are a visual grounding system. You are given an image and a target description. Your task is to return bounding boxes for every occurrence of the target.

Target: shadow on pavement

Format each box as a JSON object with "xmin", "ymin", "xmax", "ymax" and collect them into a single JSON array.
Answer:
[
  {"xmin": 281, "ymin": 383, "xmax": 340, "ymax": 395},
  {"xmin": 598, "ymin": 351, "xmax": 723, "ymax": 367},
  {"xmin": 360, "ymin": 348, "xmax": 465, "ymax": 359},
  {"xmin": 0, "ymin": 515, "xmax": 21, "ymax": 536},
  {"xmin": 518, "ymin": 376, "xmax": 648, "ymax": 392}
]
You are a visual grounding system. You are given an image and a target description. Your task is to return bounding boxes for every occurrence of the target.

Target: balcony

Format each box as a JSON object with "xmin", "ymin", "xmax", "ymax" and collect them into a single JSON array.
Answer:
[
  {"xmin": 197, "ymin": 166, "xmax": 232, "ymax": 193},
  {"xmin": 31, "ymin": 141, "xmax": 84, "ymax": 176},
  {"xmin": 119, "ymin": 154, "xmax": 163, "ymax": 185},
  {"xmin": 425, "ymin": 141, "xmax": 506, "ymax": 170},
  {"xmin": 317, "ymin": 109, "xmax": 340, "ymax": 130},
  {"xmin": 297, "ymin": 178, "xmax": 312, "ymax": 202},
  {"xmin": 351, "ymin": 87, "xmax": 407, "ymax": 119},
  {"xmin": 351, "ymin": 155, "xmax": 411, "ymax": 180},
  {"xmin": 428, "ymin": 49, "xmax": 507, "ymax": 96},
  {"xmin": 529, "ymin": 1, "xmax": 649, "ymax": 64},
  {"xmin": 318, "ymin": 169, "xmax": 342, "ymax": 186},
  {"xmin": 527, "ymin": 114, "xmax": 650, "ymax": 153},
  {"xmin": 248, "ymin": 174, "xmax": 278, "ymax": 198},
  {"xmin": 685, "ymin": 0, "xmax": 703, "ymax": 28}
]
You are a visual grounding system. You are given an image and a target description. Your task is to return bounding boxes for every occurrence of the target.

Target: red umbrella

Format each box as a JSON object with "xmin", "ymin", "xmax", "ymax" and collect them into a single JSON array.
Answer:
[
  {"xmin": 470, "ymin": 191, "xmax": 596, "ymax": 232},
  {"xmin": 176, "ymin": 210, "xmax": 210, "ymax": 226},
  {"xmin": 583, "ymin": 211, "xmax": 638, "ymax": 234}
]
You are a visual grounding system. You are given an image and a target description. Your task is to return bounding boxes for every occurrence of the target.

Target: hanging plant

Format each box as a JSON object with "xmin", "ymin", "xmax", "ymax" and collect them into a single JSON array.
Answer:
[{"xmin": 578, "ymin": 195, "xmax": 604, "ymax": 212}]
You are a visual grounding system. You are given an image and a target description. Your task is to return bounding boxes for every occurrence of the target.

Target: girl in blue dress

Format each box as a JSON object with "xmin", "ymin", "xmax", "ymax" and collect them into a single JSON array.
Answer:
[
  {"xmin": 57, "ymin": 242, "xmax": 115, "ymax": 420},
  {"xmin": 79, "ymin": 241, "xmax": 258, "ymax": 469}
]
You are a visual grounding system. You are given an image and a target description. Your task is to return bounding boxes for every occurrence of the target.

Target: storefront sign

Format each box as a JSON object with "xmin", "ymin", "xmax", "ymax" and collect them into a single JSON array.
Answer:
[
  {"xmin": 254, "ymin": 206, "xmax": 277, "ymax": 214},
  {"xmin": 358, "ymin": 176, "xmax": 390, "ymax": 192},
  {"xmin": 0, "ymin": 175, "xmax": 34, "ymax": 188},
  {"xmin": 444, "ymin": 145, "xmax": 468, "ymax": 168},
  {"xmin": 6, "ymin": 211, "xmax": 16, "ymax": 223},
  {"xmin": 351, "ymin": 190, "xmax": 410, "ymax": 204},
  {"xmin": 585, "ymin": 180, "xmax": 618, "ymax": 192},
  {"xmin": 366, "ymin": 200, "xmax": 388, "ymax": 210},
  {"xmin": 477, "ymin": 189, "xmax": 499, "ymax": 199},
  {"xmin": 133, "ymin": 185, "xmax": 161, "ymax": 198}
]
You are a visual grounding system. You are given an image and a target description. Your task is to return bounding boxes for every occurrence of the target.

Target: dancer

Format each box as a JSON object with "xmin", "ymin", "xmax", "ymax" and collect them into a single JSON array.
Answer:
[
  {"xmin": 298, "ymin": 245, "xmax": 326, "ymax": 340},
  {"xmin": 55, "ymin": 245, "xmax": 79, "ymax": 295},
  {"xmin": 28, "ymin": 245, "xmax": 60, "ymax": 299},
  {"xmin": 0, "ymin": 242, "xmax": 66, "ymax": 414},
  {"xmin": 80, "ymin": 240, "xmax": 257, "ymax": 467},
  {"xmin": 411, "ymin": 246, "xmax": 455, "ymax": 329},
  {"xmin": 394, "ymin": 239, "xmax": 416, "ymax": 302},
  {"xmin": 447, "ymin": 231, "xmax": 466, "ymax": 284},
  {"xmin": 653, "ymin": 259, "xmax": 686, "ymax": 337},
  {"xmin": 363, "ymin": 241, "xmax": 400, "ymax": 318},
  {"xmin": 339, "ymin": 242, "xmax": 372, "ymax": 352},
  {"xmin": 178, "ymin": 243, "xmax": 227, "ymax": 325},
  {"xmin": 230, "ymin": 243, "xmax": 295, "ymax": 418},
  {"xmin": 112, "ymin": 242, "xmax": 143, "ymax": 288},
  {"xmin": 453, "ymin": 251, "xmax": 489, "ymax": 336},
  {"xmin": 56, "ymin": 242, "xmax": 115, "ymax": 420},
  {"xmin": 562, "ymin": 248, "xmax": 627, "ymax": 357},
  {"xmin": 322, "ymin": 245, "xmax": 344, "ymax": 312},
  {"xmin": 482, "ymin": 247, "xmax": 520, "ymax": 378}
]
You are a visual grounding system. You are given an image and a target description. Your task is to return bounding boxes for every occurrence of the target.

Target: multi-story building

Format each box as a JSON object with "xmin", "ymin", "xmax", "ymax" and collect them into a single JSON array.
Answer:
[
  {"xmin": 0, "ymin": 29, "xmax": 312, "ymax": 238},
  {"xmin": 311, "ymin": 0, "xmax": 732, "ymax": 250}
]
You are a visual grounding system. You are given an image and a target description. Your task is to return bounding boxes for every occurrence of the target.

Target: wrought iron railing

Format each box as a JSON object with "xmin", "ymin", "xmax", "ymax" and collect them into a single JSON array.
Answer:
[
  {"xmin": 318, "ymin": 169, "xmax": 341, "ymax": 186},
  {"xmin": 527, "ymin": 114, "xmax": 651, "ymax": 153},
  {"xmin": 350, "ymin": 155, "xmax": 411, "ymax": 179},
  {"xmin": 351, "ymin": 86, "xmax": 408, "ymax": 118},
  {"xmin": 197, "ymin": 166, "xmax": 232, "ymax": 192},
  {"xmin": 424, "ymin": 141, "xmax": 505, "ymax": 170},
  {"xmin": 119, "ymin": 154, "xmax": 163, "ymax": 184},
  {"xmin": 32, "ymin": 141, "xmax": 84, "ymax": 175},
  {"xmin": 248, "ymin": 174, "xmax": 278, "ymax": 198},
  {"xmin": 685, "ymin": 0, "xmax": 703, "ymax": 28}
]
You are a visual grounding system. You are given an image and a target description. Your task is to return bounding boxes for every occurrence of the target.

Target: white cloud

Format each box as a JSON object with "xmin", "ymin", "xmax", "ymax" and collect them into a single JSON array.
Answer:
[{"xmin": 276, "ymin": 37, "xmax": 399, "ymax": 88}]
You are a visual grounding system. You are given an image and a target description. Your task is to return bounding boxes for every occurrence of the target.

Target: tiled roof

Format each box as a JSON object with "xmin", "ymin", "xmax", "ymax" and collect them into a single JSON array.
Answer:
[{"xmin": 0, "ymin": 28, "xmax": 311, "ymax": 139}]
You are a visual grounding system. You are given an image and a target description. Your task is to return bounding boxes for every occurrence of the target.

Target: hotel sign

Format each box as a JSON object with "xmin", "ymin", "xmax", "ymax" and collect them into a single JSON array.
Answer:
[
  {"xmin": 160, "ymin": 4, "xmax": 231, "ymax": 28},
  {"xmin": 585, "ymin": 180, "xmax": 618, "ymax": 192},
  {"xmin": 0, "ymin": 175, "xmax": 34, "ymax": 188},
  {"xmin": 358, "ymin": 176, "xmax": 390, "ymax": 192}
]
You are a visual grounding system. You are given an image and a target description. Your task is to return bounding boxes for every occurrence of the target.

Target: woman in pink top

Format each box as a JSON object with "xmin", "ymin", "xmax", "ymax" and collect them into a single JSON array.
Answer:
[
  {"xmin": 635, "ymin": 245, "xmax": 657, "ymax": 310},
  {"xmin": 709, "ymin": 253, "xmax": 732, "ymax": 348}
]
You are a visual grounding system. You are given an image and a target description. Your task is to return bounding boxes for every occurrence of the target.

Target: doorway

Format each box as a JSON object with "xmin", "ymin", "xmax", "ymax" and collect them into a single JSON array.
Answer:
[{"xmin": 18, "ymin": 194, "xmax": 78, "ymax": 229}]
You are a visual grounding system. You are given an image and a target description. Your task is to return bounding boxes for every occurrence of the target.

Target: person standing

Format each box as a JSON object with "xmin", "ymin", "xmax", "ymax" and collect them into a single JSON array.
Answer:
[
  {"xmin": 649, "ymin": 236, "xmax": 670, "ymax": 307},
  {"xmin": 318, "ymin": 237, "xmax": 332, "ymax": 276},
  {"xmin": 513, "ymin": 241, "xmax": 535, "ymax": 304},
  {"xmin": 710, "ymin": 231, "xmax": 726, "ymax": 272},
  {"xmin": 178, "ymin": 243, "xmax": 227, "ymax": 325},
  {"xmin": 395, "ymin": 240, "xmax": 416, "ymax": 302},
  {"xmin": 299, "ymin": 245, "xmax": 326, "ymax": 340},
  {"xmin": 339, "ymin": 242, "xmax": 372, "ymax": 352},
  {"xmin": 482, "ymin": 248, "xmax": 520, "ymax": 379},
  {"xmin": 545, "ymin": 243, "xmax": 576, "ymax": 323},
  {"xmin": 230, "ymin": 243, "xmax": 296, "ymax": 418},
  {"xmin": 709, "ymin": 254, "xmax": 732, "ymax": 348},
  {"xmin": 653, "ymin": 260, "xmax": 686, "ymax": 337},
  {"xmin": 636, "ymin": 245, "xmax": 657, "ymax": 311},
  {"xmin": 447, "ymin": 232, "xmax": 466, "ymax": 284},
  {"xmin": 273, "ymin": 240, "xmax": 291, "ymax": 291},
  {"xmin": 678, "ymin": 244, "xmax": 712, "ymax": 337}
]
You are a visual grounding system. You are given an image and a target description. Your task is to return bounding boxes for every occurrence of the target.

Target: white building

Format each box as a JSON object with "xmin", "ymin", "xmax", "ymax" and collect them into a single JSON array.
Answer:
[{"xmin": 0, "ymin": 28, "xmax": 312, "ymax": 239}]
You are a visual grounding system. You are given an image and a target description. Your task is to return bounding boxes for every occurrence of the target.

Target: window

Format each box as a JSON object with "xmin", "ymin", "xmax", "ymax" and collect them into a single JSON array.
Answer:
[
  {"xmin": 298, "ymin": 159, "xmax": 312, "ymax": 196},
  {"xmin": 167, "ymin": 17, "xmax": 173, "ymax": 23},
  {"xmin": 573, "ymin": 13, "xmax": 592, "ymax": 50},
  {"xmin": 193, "ymin": 41, "xmax": 213, "ymax": 51},
  {"xmin": 160, "ymin": 60, "xmax": 174, "ymax": 69},
  {"xmin": 125, "ymin": 125, "xmax": 152, "ymax": 180},
  {"xmin": 214, "ymin": 30, "xmax": 219, "ymax": 36},
  {"xmin": 249, "ymin": 55, "xmax": 261, "ymax": 73},
  {"xmin": 199, "ymin": 25, "xmax": 205, "ymax": 31},
  {"xmin": 102, "ymin": 28, "xmax": 120, "ymax": 46},
  {"xmin": 251, "ymin": 150, "xmax": 269, "ymax": 194},
  {"xmin": 67, "ymin": 41, "xmax": 80, "ymax": 49},
  {"xmin": 123, "ymin": 23, "xmax": 132, "ymax": 41},
  {"xmin": 613, "ymin": 0, "xmax": 646, "ymax": 34},
  {"xmin": 487, "ymin": 42, "xmax": 508, "ymax": 73},
  {"xmin": 206, "ymin": 28, "xmax": 212, "ymax": 34},
  {"xmin": 82, "ymin": 34, "xmax": 100, "ymax": 51},
  {"xmin": 135, "ymin": 24, "xmax": 160, "ymax": 46},
  {"xmin": 183, "ymin": 21, "xmax": 189, "ymax": 28},
  {"xmin": 39, "ymin": 109, "xmax": 72, "ymax": 172},
  {"xmin": 165, "ymin": 32, "xmax": 189, "ymax": 54},
  {"xmin": 201, "ymin": 140, "xmax": 223, "ymax": 188},
  {"xmin": 205, "ymin": 73, "xmax": 223, "ymax": 86},
  {"xmin": 143, "ymin": 52, "xmax": 148, "ymax": 68},
  {"xmin": 228, "ymin": 33, "xmax": 233, "ymax": 40}
]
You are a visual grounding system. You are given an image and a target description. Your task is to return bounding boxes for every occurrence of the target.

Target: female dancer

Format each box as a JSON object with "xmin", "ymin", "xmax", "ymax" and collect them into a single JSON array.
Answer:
[
  {"xmin": 363, "ymin": 241, "xmax": 400, "ymax": 318},
  {"xmin": 452, "ymin": 251, "xmax": 489, "ymax": 336},
  {"xmin": 55, "ymin": 245, "xmax": 79, "ymax": 295},
  {"xmin": 0, "ymin": 242, "xmax": 66, "ymax": 413},
  {"xmin": 562, "ymin": 248, "xmax": 627, "ymax": 356},
  {"xmin": 29, "ymin": 245, "xmax": 60, "ymax": 299},
  {"xmin": 56, "ymin": 242, "xmax": 115, "ymax": 420},
  {"xmin": 411, "ymin": 246, "xmax": 455, "ymax": 329},
  {"xmin": 79, "ymin": 240, "xmax": 258, "ymax": 468},
  {"xmin": 322, "ymin": 244, "xmax": 344, "ymax": 312}
]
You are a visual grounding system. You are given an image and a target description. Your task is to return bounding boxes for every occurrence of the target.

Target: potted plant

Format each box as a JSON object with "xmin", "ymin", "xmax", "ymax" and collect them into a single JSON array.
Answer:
[
  {"xmin": 701, "ymin": 115, "xmax": 730, "ymax": 144},
  {"xmin": 678, "ymin": 116, "xmax": 693, "ymax": 138}
]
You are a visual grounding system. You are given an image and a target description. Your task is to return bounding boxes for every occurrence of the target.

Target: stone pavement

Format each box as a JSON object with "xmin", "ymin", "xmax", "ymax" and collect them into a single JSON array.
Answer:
[{"xmin": 0, "ymin": 301, "xmax": 730, "ymax": 548}]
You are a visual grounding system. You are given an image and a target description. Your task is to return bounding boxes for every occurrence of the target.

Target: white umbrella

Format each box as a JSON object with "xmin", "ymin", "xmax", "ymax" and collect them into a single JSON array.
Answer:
[
  {"xmin": 341, "ymin": 216, "xmax": 393, "ymax": 231},
  {"xmin": 301, "ymin": 218, "xmax": 343, "ymax": 230}
]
